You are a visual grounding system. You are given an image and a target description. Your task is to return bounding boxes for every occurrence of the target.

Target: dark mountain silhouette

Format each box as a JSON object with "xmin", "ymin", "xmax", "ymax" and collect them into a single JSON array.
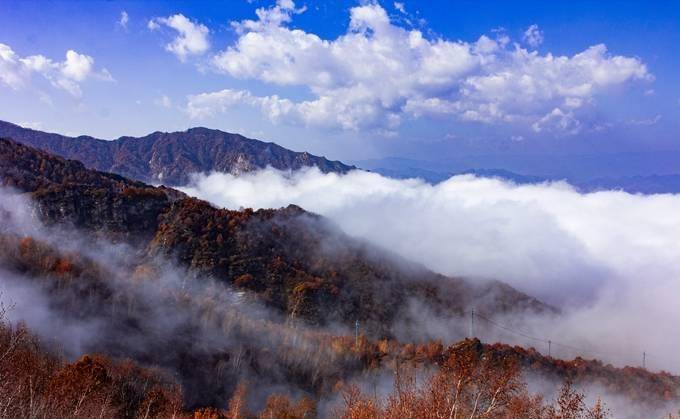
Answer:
[{"xmin": 0, "ymin": 120, "xmax": 354, "ymax": 185}]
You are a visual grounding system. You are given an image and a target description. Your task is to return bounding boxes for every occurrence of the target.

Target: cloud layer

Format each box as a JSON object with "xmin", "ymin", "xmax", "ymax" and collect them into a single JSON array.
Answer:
[
  {"xmin": 184, "ymin": 1, "xmax": 651, "ymax": 136},
  {"xmin": 181, "ymin": 168, "xmax": 680, "ymax": 371}
]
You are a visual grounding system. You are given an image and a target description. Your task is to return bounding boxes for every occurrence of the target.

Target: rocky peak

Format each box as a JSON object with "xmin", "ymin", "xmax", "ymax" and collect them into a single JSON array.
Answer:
[{"xmin": 0, "ymin": 120, "xmax": 356, "ymax": 186}]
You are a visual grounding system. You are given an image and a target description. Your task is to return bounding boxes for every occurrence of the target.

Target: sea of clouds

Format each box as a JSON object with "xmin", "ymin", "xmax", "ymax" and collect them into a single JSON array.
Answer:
[{"xmin": 181, "ymin": 168, "xmax": 680, "ymax": 372}]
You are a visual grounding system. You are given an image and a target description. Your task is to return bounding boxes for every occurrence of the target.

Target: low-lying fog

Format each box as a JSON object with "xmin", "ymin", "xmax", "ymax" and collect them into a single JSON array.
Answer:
[{"xmin": 181, "ymin": 168, "xmax": 680, "ymax": 373}]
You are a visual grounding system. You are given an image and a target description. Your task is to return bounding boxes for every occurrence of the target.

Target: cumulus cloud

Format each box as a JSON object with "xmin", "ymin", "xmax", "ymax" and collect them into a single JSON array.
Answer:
[
  {"xmin": 196, "ymin": 2, "xmax": 651, "ymax": 135},
  {"xmin": 0, "ymin": 43, "xmax": 112, "ymax": 97},
  {"xmin": 523, "ymin": 24, "xmax": 544, "ymax": 48},
  {"xmin": 186, "ymin": 89, "xmax": 257, "ymax": 119},
  {"xmin": 531, "ymin": 108, "xmax": 582, "ymax": 135},
  {"xmin": 149, "ymin": 14, "xmax": 210, "ymax": 61},
  {"xmin": 0, "ymin": 43, "xmax": 26, "ymax": 89},
  {"xmin": 185, "ymin": 87, "xmax": 336, "ymax": 126},
  {"xmin": 154, "ymin": 94, "xmax": 173, "ymax": 108},
  {"xmin": 61, "ymin": 50, "xmax": 96, "ymax": 81},
  {"xmin": 118, "ymin": 10, "xmax": 129, "ymax": 30},
  {"xmin": 181, "ymin": 167, "xmax": 680, "ymax": 371}
]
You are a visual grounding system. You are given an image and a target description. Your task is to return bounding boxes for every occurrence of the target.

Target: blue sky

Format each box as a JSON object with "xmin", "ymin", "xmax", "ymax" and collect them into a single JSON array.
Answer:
[{"xmin": 0, "ymin": 0, "xmax": 678, "ymax": 161}]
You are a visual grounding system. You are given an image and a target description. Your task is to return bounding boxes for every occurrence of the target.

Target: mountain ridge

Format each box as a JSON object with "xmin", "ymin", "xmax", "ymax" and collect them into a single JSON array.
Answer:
[
  {"xmin": 356, "ymin": 157, "xmax": 680, "ymax": 193},
  {"xmin": 0, "ymin": 120, "xmax": 355, "ymax": 185},
  {"xmin": 0, "ymin": 137, "xmax": 548, "ymax": 335}
]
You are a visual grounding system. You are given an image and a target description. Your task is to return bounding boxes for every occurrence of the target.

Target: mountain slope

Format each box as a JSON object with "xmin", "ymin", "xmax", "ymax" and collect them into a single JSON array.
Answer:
[
  {"xmin": 2, "ymin": 138, "xmax": 680, "ymax": 415},
  {"xmin": 0, "ymin": 120, "xmax": 354, "ymax": 185},
  {"xmin": 0, "ymin": 137, "xmax": 548, "ymax": 408},
  {"xmin": 0, "ymin": 137, "xmax": 547, "ymax": 335}
]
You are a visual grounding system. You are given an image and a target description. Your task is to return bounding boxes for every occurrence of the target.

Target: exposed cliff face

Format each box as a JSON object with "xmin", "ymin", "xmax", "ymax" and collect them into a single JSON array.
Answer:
[{"xmin": 0, "ymin": 121, "xmax": 355, "ymax": 185}]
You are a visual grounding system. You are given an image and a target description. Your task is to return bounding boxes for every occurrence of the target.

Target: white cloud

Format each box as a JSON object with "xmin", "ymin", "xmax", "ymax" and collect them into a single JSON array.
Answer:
[
  {"xmin": 232, "ymin": 0, "xmax": 306, "ymax": 33},
  {"xmin": 62, "ymin": 50, "xmax": 94, "ymax": 81},
  {"xmin": 181, "ymin": 167, "xmax": 680, "ymax": 371},
  {"xmin": 627, "ymin": 114, "xmax": 661, "ymax": 126},
  {"xmin": 149, "ymin": 14, "xmax": 210, "ymax": 61},
  {"xmin": 0, "ymin": 43, "xmax": 27, "ymax": 89},
  {"xmin": 523, "ymin": 24, "xmax": 544, "ymax": 48},
  {"xmin": 0, "ymin": 43, "xmax": 112, "ymax": 97},
  {"xmin": 185, "ymin": 87, "xmax": 402, "ymax": 131},
  {"xmin": 204, "ymin": 2, "xmax": 651, "ymax": 135},
  {"xmin": 19, "ymin": 121, "xmax": 43, "ymax": 130},
  {"xmin": 394, "ymin": 2, "xmax": 406, "ymax": 14},
  {"xmin": 118, "ymin": 11, "xmax": 129, "ymax": 30},
  {"xmin": 147, "ymin": 19, "xmax": 160, "ymax": 30},
  {"xmin": 185, "ymin": 89, "xmax": 256, "ymax": 119},
  {"xmin": 531, "ymin": 108, "xmax": 582, "ymax": 135},
  {"xmin": 154, "ymin": 95, "xmax": 173, "ymax": 108}
]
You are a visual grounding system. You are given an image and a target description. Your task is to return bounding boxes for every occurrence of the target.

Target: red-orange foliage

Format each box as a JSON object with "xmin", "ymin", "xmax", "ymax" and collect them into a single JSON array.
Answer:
[
  {"xmin": 335, "ymin": 355, "xmax": 610, "ymax": 419},
  {"xmin": 1, "ymin": 138, "xmax": 678, "ymax": 417},
  {"xmin": 226, "ymin": 382, "xmax": 248, "ymax": 419},
  {"xmin": 258, "ymin": 394, "xmax": 317, "ymax": 418},
  {"xmin": 0, "ymin": 306, "xmax": 182, "ymax": 418}
]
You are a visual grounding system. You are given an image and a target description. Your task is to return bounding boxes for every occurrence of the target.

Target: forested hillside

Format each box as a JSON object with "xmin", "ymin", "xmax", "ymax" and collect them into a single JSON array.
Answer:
[{"xmin": 1, "ymin": 138, "xmax": 679, "ymax": 417}]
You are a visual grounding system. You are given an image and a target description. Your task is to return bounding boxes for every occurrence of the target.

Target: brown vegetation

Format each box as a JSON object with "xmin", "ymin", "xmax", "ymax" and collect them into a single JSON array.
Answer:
[
  {"xmin": 1, "ymin": 138, "xmax": 680, "ymax": 417},
  {"xmin": 0, "ymin": 137, "xmax": 546, "ymax": 336},
  {"xmin": 0, "ymin": 304, "xmax": 182, "ymax": 418},
  {"xmin": 335, "ymin": 354, "xmax": 609, "ymax": 419}
]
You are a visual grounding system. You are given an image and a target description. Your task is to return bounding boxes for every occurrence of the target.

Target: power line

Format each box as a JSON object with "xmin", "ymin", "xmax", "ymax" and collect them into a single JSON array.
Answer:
[
  {"xmin": 475, "ymin": 312, "xmax": 547, "ymax": 344},
  {"xmin": 470, "ymin": 310, "xmax": 653, "ymax": 369}
]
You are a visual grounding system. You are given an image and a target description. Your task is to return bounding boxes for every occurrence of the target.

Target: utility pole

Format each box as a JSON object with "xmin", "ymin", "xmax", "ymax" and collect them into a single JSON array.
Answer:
[
  {"xmin": 643, "ymin": 351, "xmax": 646, "ymax": 369},
  {"xmin": 469, "ymin": 308, "xmax": 475, "ymax": 338},
  {"xmin": 355, "ymin": 319, "xmax": 359, "ymax": 349},
  {"xmin": 548, "ymin": 340, "xmax": 552, "ymax": 357}
]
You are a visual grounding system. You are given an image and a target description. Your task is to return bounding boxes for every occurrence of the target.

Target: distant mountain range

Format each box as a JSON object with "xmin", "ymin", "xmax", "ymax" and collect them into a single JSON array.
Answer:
[
  {"xmin": 0, "ymin": 120, "xmax": 354, "ymax": 185},
  {"xmin": 354, "ymin": 157, "xmax": 680, "ymax": 194},
  {"xmin": 4, "ymin": 120, "xmax": 680, "ymax": 194}
]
